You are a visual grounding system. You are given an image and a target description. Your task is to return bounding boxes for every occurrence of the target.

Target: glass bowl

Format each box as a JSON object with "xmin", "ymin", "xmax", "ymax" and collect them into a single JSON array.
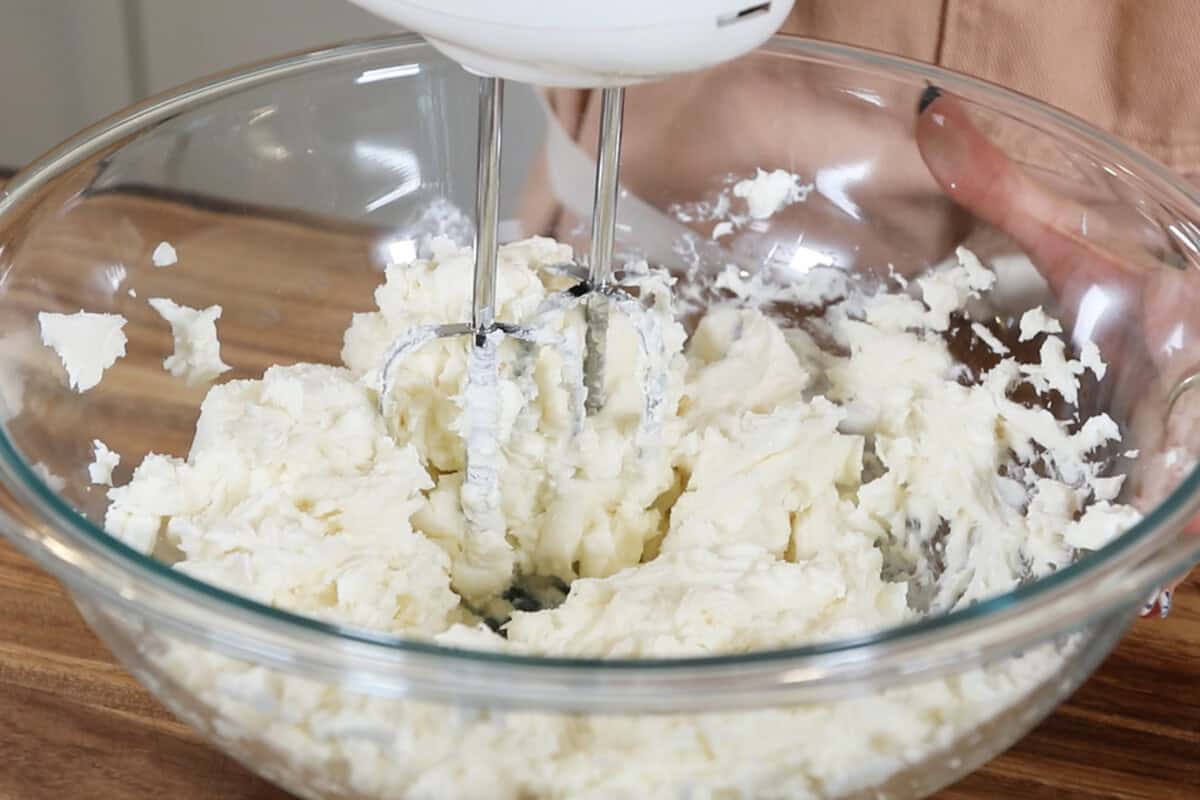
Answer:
[{"xmin": 1, "ymin": 33, "xmax": 1199, "ymax": 800}]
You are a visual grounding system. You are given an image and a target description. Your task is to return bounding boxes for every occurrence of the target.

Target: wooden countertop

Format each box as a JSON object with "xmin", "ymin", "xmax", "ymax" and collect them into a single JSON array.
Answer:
[{"xmin": 0, "ymin": 179, "xmax": 1198, "ymax": 799}]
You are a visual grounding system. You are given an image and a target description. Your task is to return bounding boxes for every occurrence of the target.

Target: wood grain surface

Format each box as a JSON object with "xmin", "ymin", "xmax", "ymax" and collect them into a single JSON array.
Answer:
[{"xmin": 0, "ymin": 183, "xmax": 1198, "ymax": 800}]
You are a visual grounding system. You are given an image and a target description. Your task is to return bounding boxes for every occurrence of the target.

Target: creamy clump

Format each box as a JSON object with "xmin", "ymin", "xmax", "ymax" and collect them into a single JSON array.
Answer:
[
  {"xmin": 106, "ymin": 238, "xmax": 1135, "ymax": 646},
  {"xmin": 88, "ymin": 439, "xmax": 120, "ymax": 486},
  {"xmin": 148, "ymin": 297, "xmax": 232, "ymax": 385},
  {"xmin": 101, "ymin": 237, "xmax": 1139, "ymax": 798},
  {"xmin": 38, "ymin": 311, "xmax": 127, "ymax": 392}
]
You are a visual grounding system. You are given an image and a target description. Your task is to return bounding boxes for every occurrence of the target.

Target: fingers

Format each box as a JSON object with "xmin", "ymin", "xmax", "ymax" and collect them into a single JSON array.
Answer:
[
  {"xmin": 915, "ymin": 88, "xmax": 1129, "ymax": 309},
  {"xmin": 916, "ymin": 88, "xmax": 1067, "ymax": 246},
  {"xmin": 1141, "ymin": 588, "xmax": 1172, "ymax": 619},
  {"xmin": 917, "ymin": 89, "xmax": 1200, "ymax": 616},
  {"xmin": 1157, "ymin": 511, "xmax": 1199, "ymax": 609}
]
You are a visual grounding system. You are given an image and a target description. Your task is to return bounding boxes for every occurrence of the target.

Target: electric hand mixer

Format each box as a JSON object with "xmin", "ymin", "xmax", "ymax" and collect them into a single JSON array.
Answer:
[{"xmin": 348, "ymin": 0, "xmax": 796, "ymax": 601}]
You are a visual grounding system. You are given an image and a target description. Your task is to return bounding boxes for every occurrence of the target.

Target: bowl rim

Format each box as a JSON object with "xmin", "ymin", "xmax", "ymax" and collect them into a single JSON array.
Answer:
[{"xmin": 1, "ymin": 32, "xmax": 1199, "ymax": 710}]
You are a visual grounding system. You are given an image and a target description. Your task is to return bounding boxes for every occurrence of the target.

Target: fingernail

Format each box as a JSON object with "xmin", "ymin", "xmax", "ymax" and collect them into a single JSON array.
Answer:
[
  {"xmin": 1141, "ymin": 589, "xmax": 1160, "ymax": 617},
  {"xmin": 918, "ymin": 84, "xmax": 942, "ymax": 114},
  {"xmin": 1160, "ymin": 590, "xmax": 1173, "ymax": 619}
]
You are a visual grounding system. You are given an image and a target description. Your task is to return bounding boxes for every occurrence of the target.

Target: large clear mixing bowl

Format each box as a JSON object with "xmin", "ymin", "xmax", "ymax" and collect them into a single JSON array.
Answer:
[{"xmin": 1, "ymin": 34, "xmax": 1199, "ymax": 800}]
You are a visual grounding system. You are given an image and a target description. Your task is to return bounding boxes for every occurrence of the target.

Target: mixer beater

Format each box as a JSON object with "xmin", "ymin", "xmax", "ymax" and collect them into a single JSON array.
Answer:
[
  {"xmin": 357, "ymin": 0, "xmax": 796, "ymax": 596},
  {"xmin": 377, "ymin": 77, "xmax": 649, "ymax": 591}
]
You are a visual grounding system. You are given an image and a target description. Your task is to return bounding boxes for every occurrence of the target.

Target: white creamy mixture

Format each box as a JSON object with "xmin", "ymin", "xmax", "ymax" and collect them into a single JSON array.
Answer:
[
  {"xmin": 152, "ymin": 241, "xmax": 179, "ymax": 268},
  {"xmin": 38, "ymin": 311, "xmax": 127, "ymax": 392},
  {"xmin": 88, "ymin": 439, "xmax": 120, "ymax": 486},
  {"xmin": 148, "ymin": 298, "xmax": 231, "ymax": 385},
  {"xmin": 733, "ymin": 168, "xmax": 814, "ymax": 220},
  {"xmin": 94, "ymin": 237, "xmax": 1136, "ymax": 798}
]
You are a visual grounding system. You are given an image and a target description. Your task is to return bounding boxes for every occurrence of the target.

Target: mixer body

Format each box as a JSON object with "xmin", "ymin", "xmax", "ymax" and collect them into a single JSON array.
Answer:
[{"xmin": 345, "ymin": 0, "xmax": 795, "ymax": 87}]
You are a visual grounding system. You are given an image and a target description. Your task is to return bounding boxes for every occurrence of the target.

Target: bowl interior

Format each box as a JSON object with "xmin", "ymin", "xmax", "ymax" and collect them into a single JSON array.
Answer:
[{"xmin": 0, "ymin": 36, "xmax": 1198, "ymax": 662}]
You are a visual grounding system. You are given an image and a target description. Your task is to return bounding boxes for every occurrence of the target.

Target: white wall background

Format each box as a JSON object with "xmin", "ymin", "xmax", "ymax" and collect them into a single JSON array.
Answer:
[
  {"xmin": 0, "ymin": 0, "xmax": 539, "ymax": 169},
  {"xmin": 0, "ymin": 1, "xmax": 135, "ymax": 167},
  {"xmin": 132, "ymin": 0, "xmax": 388, "ymax": 96},
  {"xmin": 0, "ymin": 0, "xmax": 545, "ymax": 221}
]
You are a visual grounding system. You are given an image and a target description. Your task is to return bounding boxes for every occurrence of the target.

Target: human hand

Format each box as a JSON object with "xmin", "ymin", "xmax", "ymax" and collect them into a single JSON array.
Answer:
[{"xmin": 916, "ymin": 87, "xmax": 1200, "ymax": 610}]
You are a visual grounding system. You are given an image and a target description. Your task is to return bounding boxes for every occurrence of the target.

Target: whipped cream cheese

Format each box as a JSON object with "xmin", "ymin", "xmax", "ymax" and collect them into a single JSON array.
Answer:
[
  {"xmin": 148, "ymin": 298, "xmax": 232, "ymax": 385},
  {"xmin": 98, "ymin": 237, "xmax": 1138, "ymax": 799},
  {"xmin": 38, "ymin": 311, "xmax": 127, "ymax": 392},
  {"xmin": 733, "ymin": 168, "xmax": 814, "ymax": 220},
  {"xmin": 88, "ymin": 439, "xmax": 120, "ymax": 486}
]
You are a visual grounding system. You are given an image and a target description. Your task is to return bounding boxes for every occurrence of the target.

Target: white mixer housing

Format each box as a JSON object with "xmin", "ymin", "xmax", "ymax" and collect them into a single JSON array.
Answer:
[{"xmin": 346, "ymin": 0, "xmax": 795, "ymax": 86}]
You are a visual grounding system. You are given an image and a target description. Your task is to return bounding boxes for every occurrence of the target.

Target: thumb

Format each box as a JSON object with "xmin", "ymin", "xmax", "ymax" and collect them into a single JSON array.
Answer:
[{"xmin": 915, "ymin": 87, "xmax": 1127, "ymax": 307}]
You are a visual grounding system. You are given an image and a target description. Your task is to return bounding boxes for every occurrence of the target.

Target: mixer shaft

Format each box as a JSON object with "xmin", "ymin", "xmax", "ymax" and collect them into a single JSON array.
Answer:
[
  {"xmin": 468, "ymin": 79, "xmax": 624, "ymax": 414},
  {"xmin": 583, "ymin": 87, "xmax": 625, "ymax": 414},
  {"xmin": 471, "ymin": 76, "xmax": 504, "ymax": 341}
]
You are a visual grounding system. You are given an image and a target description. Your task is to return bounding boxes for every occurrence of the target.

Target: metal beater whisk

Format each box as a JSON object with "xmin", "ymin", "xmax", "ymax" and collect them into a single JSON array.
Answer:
[{"xmin": 378, "ymin": 76, "xmax": 664, "ymax": 595}]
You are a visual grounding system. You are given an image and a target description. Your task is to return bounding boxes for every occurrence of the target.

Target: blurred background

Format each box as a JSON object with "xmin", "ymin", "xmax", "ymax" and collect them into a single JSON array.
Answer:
[
  {"xmin": 0, "ymin": 0, "xmax": 382, "ymax": 168},
  {"xmin": 0, "ymin": 0, "xmax": 544, "ymax": 221},
  {"xmin": 0, "ymin": 0, "xmax": 545, "ymax": 172}
]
